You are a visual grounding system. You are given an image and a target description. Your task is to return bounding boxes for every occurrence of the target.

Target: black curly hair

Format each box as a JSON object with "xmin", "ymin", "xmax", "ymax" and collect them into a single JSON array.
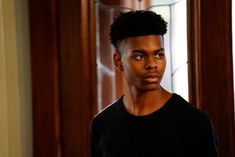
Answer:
[{"xmin": 109, "ymin": 10, "xmax": 167, "ymax": 49}]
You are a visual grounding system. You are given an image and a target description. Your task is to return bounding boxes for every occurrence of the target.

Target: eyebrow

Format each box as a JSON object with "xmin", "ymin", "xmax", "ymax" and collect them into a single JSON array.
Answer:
[{"xmin": 131, "ymin": 48, "xmax": 165, "ymax": 53}]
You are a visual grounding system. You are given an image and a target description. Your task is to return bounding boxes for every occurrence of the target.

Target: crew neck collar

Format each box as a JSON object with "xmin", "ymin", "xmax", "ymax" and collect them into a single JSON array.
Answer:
[{"xmin": 118, "ymin": 93, "xmax": 177, "ymax": 120}]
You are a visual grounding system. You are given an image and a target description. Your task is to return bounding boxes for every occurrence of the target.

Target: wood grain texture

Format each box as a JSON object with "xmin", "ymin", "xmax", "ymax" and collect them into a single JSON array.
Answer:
[
  {"xmin": 58, "ymin": 0, "xmax": 97, "ymax": 156},
  {"xmin": 187, "ymin": 0, "xmax": 235, "ymax": 156},
  {"xmin": 28, "ymin": 0, "xmax": 61, "ymax": 157},
  {"xmin": 29, "ymin": 0, "xmax": 235, "ymax": 156}
]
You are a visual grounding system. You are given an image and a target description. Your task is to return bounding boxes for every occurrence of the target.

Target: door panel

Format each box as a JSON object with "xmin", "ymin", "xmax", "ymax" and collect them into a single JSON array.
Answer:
[{"xmin": 29, "ymin": 0, "xmax": 235, "ymax": 157}]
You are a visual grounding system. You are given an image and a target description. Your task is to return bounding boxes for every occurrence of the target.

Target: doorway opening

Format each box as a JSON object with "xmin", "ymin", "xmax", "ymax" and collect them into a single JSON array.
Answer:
[{"xmin": 95, "ymin": 0, "xmax": 188, "ymax": 110}]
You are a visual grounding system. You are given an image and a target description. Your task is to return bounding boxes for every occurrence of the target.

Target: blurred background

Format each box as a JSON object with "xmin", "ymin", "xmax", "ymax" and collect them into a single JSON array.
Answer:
[{"xmin": 0, "ymin": 0, "xmax": 235, "ymax": 157}]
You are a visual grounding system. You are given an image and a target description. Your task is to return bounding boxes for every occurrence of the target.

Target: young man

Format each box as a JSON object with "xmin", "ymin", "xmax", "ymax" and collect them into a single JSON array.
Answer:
[{"xmin": 90, "ymin": 10, "xmax": 218, "ymax": 157}]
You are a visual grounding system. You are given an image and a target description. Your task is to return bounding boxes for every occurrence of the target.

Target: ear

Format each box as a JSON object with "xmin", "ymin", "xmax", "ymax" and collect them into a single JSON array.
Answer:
[{"xmin": 113, "ymin": 52, "xmax": 124, "ymax": 71}]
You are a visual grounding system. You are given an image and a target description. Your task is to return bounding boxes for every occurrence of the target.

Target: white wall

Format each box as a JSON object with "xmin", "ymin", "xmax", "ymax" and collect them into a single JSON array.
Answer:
[
  {"xmin": 170, "ymin": 0, "xmax": 188, "ymax": 100},
  {"xmin": 0, "ymin": 0, "xmax": 32, "ymax": 156},
  {"xmin": 149, "ymin": 0, "xmax": 188, "ymax": 100},
  {"xmin": 232, "ymin": 0, "xmax": 235, "ymax": 113}
]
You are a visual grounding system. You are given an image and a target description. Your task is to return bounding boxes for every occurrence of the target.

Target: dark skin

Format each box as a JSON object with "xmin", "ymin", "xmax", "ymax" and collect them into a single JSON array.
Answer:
[{"xmin": 113, "ymin": 35, "xmax": 172, "ymax": 116}]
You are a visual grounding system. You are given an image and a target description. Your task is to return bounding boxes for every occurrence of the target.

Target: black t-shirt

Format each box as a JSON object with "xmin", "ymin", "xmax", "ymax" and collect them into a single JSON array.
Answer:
[{"xmin": 90, "ymin": 94, "xmax": 218, "ymax": 157}]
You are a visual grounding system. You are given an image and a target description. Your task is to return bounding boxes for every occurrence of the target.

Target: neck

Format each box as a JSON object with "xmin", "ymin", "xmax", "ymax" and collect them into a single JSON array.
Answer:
[{"xmin": 123, "ymin": 87, "xmax": 171, "ymax": 116}]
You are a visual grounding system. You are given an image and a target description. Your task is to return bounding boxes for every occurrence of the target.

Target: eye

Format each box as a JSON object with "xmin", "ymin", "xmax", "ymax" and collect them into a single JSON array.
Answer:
[
  {"xmin": 134, "ymin": 54, "xmax": 145, "ymax": 60},
  {"xmin": 155, "ymin": 53, "xmax": 165, "ymax": 59}
]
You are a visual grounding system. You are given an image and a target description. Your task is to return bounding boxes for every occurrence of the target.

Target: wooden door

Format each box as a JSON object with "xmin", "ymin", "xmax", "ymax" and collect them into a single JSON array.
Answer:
[
  {"xmin": 28, "ymin": 0, "xmax": 235, "ymax": 157},
  {"xmin": 187, "ymin": 0, "xmax": 235, "ymax": 156},
  {"xmin": 29, "ymin": 0, "xmax": 97, "ymax": 156}
]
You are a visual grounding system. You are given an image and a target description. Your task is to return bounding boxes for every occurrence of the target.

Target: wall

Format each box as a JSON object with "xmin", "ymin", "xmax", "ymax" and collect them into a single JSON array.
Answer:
[
  {"xmin": 0, "ymin": 0, "xmax": 32, "ymax": 156},
  {"xmin": 233, "ymin": 0, "xmax": 235, "ymax": 110}
]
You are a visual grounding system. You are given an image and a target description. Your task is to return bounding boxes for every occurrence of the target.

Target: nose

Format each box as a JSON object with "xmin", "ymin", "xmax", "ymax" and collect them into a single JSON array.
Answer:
[{"xmin": 145, "ymin": 56, "xmax": 157, "ymax": 70}]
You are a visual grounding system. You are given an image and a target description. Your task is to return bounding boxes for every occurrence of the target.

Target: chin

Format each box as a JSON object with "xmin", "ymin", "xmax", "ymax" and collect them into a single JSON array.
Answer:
[{"xmin": 140, "ymin": 85, "xmax": 162, "ymax": 92}]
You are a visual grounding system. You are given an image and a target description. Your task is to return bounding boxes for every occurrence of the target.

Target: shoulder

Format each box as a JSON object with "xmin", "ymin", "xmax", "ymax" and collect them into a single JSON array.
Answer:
[
  {"xmin": 172, "ymin": 94, "xmax": 218, "ymax": 154},
  {"xmin": 91, "ymin": 96, "xmax": 123, "ymax": 129},
  {"xmin": 170, "ymin": 93, "xmax": 212, "ymax": 123},
  {"xmin": 171, "ymin": 94, "xmax": 217, "ymax": 138}
]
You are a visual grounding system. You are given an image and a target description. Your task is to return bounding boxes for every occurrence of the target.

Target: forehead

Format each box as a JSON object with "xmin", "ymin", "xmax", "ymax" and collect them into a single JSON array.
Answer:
[{"xmin": 120, "ymin": 35, "xmax": 164, "ymax": 51}]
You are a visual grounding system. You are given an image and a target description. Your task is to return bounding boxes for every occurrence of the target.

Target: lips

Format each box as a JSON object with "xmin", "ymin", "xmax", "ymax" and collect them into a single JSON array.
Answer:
[{"xmin": 142, "ymin": 73, "xmax": 161, "ymax": 83}]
